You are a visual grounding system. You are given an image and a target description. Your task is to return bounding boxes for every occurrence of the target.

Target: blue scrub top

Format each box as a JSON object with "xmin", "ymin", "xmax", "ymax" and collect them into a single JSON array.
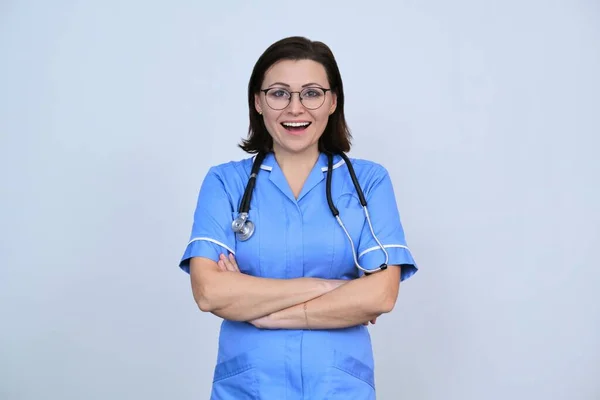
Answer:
[{"xmin": 180, "ymin": 152, "xmax": 417, "ymax": 400}]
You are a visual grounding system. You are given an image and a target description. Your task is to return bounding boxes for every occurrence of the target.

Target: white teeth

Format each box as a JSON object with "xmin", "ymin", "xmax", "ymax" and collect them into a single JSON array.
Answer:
[{"xmin": 282, "ymin": 122, "xmax": 310, "ymax": 127}]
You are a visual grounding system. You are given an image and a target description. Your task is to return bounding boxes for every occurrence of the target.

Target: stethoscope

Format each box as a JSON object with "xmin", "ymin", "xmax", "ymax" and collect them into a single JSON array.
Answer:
[{"xmin": 231, "ymin": 152, "xmax": 389, "ymax": 274}]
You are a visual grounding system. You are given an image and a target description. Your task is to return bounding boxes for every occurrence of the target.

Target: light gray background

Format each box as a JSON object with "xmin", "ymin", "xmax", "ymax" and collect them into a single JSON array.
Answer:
[{"xmin": 1, "ymin": 1, "xmax": 599, "ymax": 399}]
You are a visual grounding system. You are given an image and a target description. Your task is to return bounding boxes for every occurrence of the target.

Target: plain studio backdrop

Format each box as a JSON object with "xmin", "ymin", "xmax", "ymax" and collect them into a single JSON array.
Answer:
[{"xmin": 1, "ymin": 1, "xmax": 599, "ymax": 399}]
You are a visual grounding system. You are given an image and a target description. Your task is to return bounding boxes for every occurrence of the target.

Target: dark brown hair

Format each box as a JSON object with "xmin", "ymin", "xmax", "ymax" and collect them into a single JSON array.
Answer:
[{"xmin": 239, "ymin": 36, "xmax": 352, "ymax": 154}]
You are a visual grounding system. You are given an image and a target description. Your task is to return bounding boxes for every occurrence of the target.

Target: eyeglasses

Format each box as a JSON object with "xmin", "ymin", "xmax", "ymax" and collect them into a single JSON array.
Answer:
[{"xmin": 260, "ymin": 87, "xmax": 332, "ymax": 110}]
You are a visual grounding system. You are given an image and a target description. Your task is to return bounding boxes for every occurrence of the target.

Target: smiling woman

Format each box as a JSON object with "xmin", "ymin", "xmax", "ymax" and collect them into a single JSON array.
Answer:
[
  {"xmin": 254, "ymin": 58, "xmax": 337, "ymax": 158},
  {"xmin": 178, "ymin": 36, "xmax": 418, "ymax": 399}
]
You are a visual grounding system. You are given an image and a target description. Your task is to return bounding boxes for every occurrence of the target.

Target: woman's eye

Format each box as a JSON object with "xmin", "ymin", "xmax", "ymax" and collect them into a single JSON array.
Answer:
[
  {"xmin": 303, "ymin": 89, "xmax": 322, "ymax": 97},
  {"xmin": 270, "ymin": 90, "xmax": 288, "ymax": 98}
]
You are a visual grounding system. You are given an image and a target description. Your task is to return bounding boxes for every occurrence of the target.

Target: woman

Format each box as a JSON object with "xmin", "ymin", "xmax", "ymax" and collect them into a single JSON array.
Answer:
[{"xmin": 179, "ymin": 36, "xmax": 418, "ymax": 399}]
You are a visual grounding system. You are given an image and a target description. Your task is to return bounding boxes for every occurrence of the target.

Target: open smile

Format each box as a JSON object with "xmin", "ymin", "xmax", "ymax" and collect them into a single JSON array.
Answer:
[{"xmin": 280, "ymin": 121, "xmax": 312, "ymax": 134}]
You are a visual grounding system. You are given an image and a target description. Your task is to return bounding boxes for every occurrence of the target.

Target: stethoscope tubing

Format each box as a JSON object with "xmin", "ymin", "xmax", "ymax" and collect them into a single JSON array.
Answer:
[{"xmin": 232, "ymin": 152, "xmax": 390, "ymax": 273}]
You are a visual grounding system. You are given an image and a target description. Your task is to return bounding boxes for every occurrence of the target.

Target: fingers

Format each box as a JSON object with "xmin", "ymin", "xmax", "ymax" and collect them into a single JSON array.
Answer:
[
  {"xmin": 218, "ymin": 254, "xmax": 234, "ymax": 272},
  {"xmin": 218, "ymin": 253, "xmax": 240, "ymax": 272},
  {"xmin": 228, "ymin": 253, "xmax": 240, "ymax": 272},
  {"xmin": 217, "ymin": 254, "xmax": 227, "ymax": 271},
  {"xmin": 217, "ymin": 257, "xmax": 227, "ymax": 271}
]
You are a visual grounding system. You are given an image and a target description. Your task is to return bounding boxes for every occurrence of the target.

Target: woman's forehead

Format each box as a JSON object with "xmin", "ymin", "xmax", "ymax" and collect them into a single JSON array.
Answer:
[{"xmin": 263, "ymin": 59, "xmax": 329, "ymax": 86}]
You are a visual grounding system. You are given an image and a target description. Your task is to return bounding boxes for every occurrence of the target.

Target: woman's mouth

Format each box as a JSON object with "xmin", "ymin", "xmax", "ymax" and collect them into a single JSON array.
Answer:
[{"xmin": 281, "ymin": 121, "xmax": 311, "ymax": 134}]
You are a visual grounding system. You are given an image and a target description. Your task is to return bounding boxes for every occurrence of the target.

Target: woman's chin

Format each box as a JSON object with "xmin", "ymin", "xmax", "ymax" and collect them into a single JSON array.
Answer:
[{"xmin": 274, "ymin": 139, "xmax": 319, "ymax": 155}]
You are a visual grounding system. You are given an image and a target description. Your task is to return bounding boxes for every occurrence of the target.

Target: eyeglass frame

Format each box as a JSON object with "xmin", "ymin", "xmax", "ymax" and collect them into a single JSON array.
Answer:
[{"xmin": 259, "ymin": 87, "xmax": 332, "ymax": 110}]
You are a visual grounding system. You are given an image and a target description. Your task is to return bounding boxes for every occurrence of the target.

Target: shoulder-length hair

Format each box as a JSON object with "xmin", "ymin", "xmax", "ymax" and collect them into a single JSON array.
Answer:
[{"xmin": 239, "ymin": 36, "xmax": 352, "ymax": 154}]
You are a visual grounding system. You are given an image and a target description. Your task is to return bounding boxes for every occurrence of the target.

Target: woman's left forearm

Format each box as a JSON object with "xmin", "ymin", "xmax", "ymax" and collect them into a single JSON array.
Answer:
[{"xmin": 256, "ymin": 266, "xmax": 401, "ymax": 330}]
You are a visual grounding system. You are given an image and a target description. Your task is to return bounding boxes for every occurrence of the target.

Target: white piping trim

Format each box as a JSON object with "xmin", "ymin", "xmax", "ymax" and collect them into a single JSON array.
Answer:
[
  {"xmin": 250, "ymin": 154, "xmax": 272, "ymax": 171},
  {"xmin": 358, "ymin": 244, "xmax": 411, "ymax": 259},
  {"xmin": 321, "ymin": 158, "xmax": 345, "ymax": 172},
  {"xmin": 259, "ymin": 159, "xmax": 344, "ymax": 172},
  {"xmin": 187, "ymin": 237, "xmax": 235, "ymax": 255}
]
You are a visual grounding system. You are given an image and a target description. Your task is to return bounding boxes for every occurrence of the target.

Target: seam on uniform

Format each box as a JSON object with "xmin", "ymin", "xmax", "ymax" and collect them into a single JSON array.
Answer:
[{"xmin": 331, "ymin": 366, "xmax": 376, "ymax": 390}]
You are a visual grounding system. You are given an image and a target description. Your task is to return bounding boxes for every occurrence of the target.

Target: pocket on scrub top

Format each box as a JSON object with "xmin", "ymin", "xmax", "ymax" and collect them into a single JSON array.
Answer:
[
  {"xmin": 230, "ymin": 210, "xmax": 260, "ymax": 276},
  {"xmin": 211, "ymin": 352, "xmax": 258, "ymax": 400},
  {"xmin": 324, "ymin": 350, "xmax": 376, "ymax": 399}
]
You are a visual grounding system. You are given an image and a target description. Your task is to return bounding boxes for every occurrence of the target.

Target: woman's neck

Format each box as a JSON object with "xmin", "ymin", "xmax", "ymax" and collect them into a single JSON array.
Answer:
[
  {"xmin": 274, "ymin": 149, "xmax": 320, "ymax": 174},
  {"xmin": 273, "ymin": 147, "xmax": 320, "ymax": 198}
]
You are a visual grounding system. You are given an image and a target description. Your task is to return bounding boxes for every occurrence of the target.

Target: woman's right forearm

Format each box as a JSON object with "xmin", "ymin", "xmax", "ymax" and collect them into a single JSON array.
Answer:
[
  {"xmin": 190, "ymin": 258, "xmax": 344, "ymax": 321},
  {"xmin": 210, "ymin": 274, "xmax": 339, "ymax": 321}
]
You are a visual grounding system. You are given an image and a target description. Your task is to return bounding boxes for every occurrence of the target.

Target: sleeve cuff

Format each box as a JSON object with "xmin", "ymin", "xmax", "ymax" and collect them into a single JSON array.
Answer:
[
  {"xmin": 179, "ymin": 237, "xmax": 235, "ymax": 273},
  {"xmin": 358, "ymin": 244, "xmax": 418, "ymax": 281}
]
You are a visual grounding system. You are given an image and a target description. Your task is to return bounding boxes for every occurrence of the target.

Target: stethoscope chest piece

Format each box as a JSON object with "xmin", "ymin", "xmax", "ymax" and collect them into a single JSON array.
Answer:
[{"xmin": 232, "ymin": 212, "xmax": 254, "ymax": 241}]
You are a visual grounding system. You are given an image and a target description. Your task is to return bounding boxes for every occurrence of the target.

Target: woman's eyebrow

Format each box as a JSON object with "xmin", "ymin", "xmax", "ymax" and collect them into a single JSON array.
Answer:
[
  {"xmin": 302, "ymin": 82, "xmax": 324, "ymax": 88},
  {"xmin": 267, "ymin": 82, "xmax": 290, "ymax": 88},
  {"xmin": 266, "ymin": 82, "xmax": 325, "ymax": 88}
]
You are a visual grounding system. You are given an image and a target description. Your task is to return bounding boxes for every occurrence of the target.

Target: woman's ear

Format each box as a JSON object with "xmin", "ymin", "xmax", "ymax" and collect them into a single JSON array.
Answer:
[
  {"xmin": 329, "ymin": 92, "xmax": 337, "ymax": 115},
  {"xmin": 254, "ymin": 93, "xmax": 262, "ymax": 114}
]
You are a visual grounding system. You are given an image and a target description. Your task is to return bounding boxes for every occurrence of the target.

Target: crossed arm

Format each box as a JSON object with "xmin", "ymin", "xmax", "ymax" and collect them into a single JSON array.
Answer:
[{"xmin": 189, "ymin": 253, "xmax": 402, "ymax": 330}]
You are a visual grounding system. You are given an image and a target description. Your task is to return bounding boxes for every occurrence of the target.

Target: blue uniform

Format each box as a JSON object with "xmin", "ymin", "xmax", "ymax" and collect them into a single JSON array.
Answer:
[{"xmin": 179, "ymin": 152, "xmax": 417, "ymax": 399}]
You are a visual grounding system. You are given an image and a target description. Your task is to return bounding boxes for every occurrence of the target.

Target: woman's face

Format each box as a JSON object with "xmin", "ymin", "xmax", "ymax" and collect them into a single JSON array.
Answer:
[{"xmin": 255, "ymin": 59, "xmax": 337, "ymax": 156}]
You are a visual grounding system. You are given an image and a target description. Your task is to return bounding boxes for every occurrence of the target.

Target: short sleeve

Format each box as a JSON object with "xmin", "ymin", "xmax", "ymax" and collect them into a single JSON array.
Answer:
[
  {"xmin": 178, "ymin": 167, "xmax": 236, "ymax": 274},
  {"xmin": 357, "ymin": 166, "xmax": 417, "ymax": 281}
]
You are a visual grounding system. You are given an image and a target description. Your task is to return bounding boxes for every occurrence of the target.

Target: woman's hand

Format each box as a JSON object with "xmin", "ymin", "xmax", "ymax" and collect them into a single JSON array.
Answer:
[{"xmin": 218, "ymin": 253, "xmax": 239, "ymax": 272}]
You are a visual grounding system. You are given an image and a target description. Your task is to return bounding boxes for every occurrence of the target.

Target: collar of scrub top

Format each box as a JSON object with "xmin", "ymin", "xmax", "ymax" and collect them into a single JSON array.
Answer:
[
  {"xmin": 257, "ymin": 151, "xmax": 345, "ymax": 170},
  {"xmin": 256, "ymin": 152, "xmax": 346, "ymax": 202},
  {"xmin": 235, "ymin": 151, "xmax": 390, "ymax": 274}
]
